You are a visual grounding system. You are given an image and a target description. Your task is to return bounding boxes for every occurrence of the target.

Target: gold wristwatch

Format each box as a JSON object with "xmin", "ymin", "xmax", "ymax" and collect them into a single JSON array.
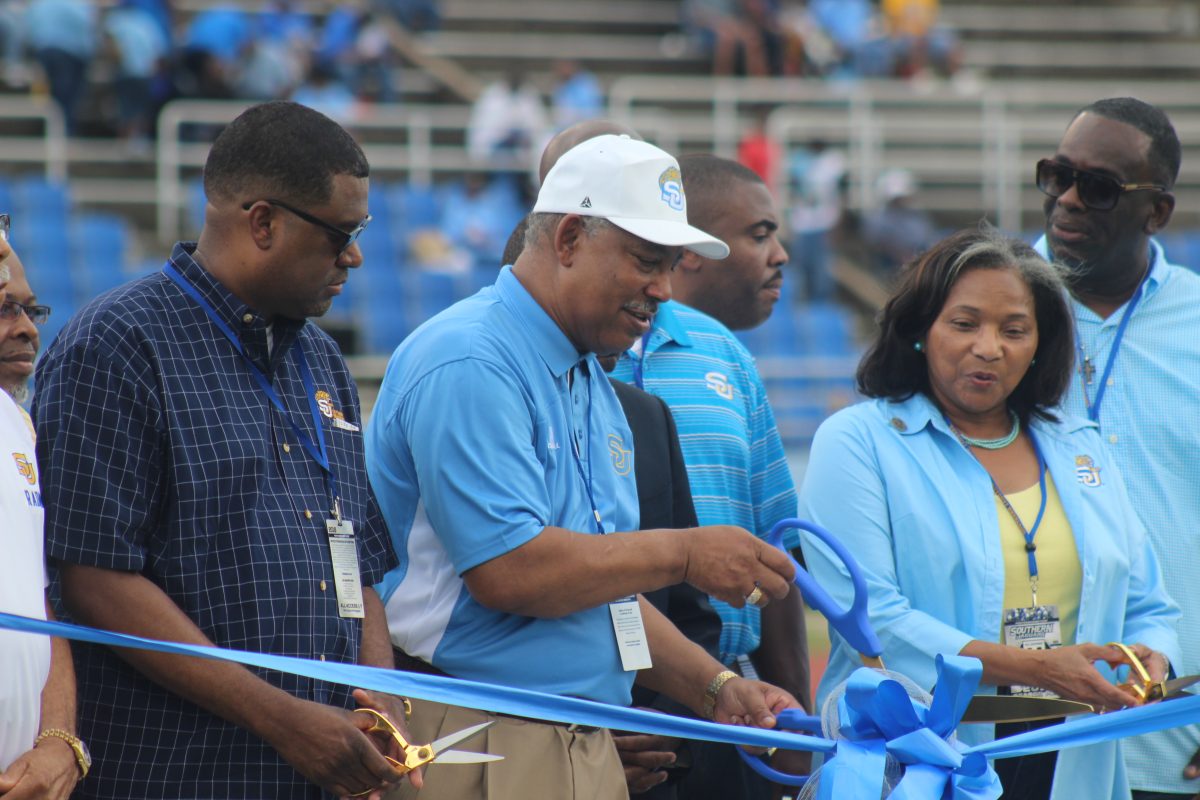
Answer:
[{"xmin": 35, "ymin": 728, "xmax": 91, "ymax": 778}]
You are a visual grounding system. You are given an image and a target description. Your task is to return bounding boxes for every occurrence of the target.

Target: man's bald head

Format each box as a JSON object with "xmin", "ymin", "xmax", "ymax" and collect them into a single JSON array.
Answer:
[{"xmin": 538, "ymin": 120, "xmax": 641, "ymax": 183}]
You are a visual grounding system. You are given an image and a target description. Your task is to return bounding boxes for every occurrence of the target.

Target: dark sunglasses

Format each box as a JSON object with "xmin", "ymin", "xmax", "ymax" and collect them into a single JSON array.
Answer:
[
  {"xmin": 0, "ymin": 300, "xmax": 50, "ymax": 325},
  {"xmin": 1036, "ymin": 159, "xmax": 1165, "ymax": 212},
  {"xmin": 243, "ymin": 199, "xmax": 371, "ymax": 256}
]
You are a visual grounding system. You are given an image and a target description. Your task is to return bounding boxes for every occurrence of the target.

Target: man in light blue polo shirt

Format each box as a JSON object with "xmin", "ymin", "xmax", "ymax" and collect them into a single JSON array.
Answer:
[
  {"xmin": 1035, "ymin": 97, "xmax": 1200, "ymax": 800},
  {"xmin": 610, "ymin": 154, "xmax": 809, "ymax": 798},
  {"xmin": 368, "ymin": 135, "xmax": 802, "ymax": 800}
]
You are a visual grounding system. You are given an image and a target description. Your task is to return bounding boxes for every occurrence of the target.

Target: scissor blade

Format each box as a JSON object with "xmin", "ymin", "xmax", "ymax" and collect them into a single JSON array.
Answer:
[
  {"xmin": 960, "ymin": 695, "xmax": 1094, "ymax": 724},
  {"xmin": 429, "ymin": 721, "xmax": 494, "ymax": 754},
  {"xmin": 1162, "ymin": 675, "xmax": 1200, "ymax": 699},
  {"xmin": 431, "ymin": 750, "xmax": 505, "ymax": 765}
]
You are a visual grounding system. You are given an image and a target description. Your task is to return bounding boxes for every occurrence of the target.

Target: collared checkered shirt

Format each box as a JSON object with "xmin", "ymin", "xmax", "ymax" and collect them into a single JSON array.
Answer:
[{"xmin": 35, "ymin": 243, "xmax": 397, "ymax": 800}]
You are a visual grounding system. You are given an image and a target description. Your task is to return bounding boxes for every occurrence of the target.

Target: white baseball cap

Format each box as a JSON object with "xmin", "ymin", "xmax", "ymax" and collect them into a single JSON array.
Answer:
[{"xmin": 532, "ymin": 134, "xmax": 729, "ymax": 259}]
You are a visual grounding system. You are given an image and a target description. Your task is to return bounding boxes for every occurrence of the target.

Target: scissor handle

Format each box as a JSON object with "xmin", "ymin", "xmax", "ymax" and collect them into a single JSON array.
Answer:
[{"xmin": 768, "ymin": 518, "xmax": 884, "ymax": 661}]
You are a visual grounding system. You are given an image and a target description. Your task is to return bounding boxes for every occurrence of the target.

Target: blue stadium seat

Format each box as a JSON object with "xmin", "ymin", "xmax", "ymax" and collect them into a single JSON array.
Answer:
[
  {"xmin": 14, "ymin": 177, "xmax": 69, "ymax": 221},
  {"xmin": 72, "ymin": 214, "xmax": 131, "ymax": 299}
]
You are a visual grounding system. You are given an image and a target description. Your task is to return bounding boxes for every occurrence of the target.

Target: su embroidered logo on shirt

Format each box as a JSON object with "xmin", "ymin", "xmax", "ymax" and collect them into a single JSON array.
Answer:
[
  {"xmin": 608, "ymin": 434, "xmax": 632, "ymax": 476},
  {"xmin": 704, "ymin": 371, "xmax": 735, "ymax": 401},
  {"xmin": 1075, "ymin": 454, "xmax": 1102, "ymax": 487},
  {"xmin": 314, "ymin": 389, "xmax": 360, "ymax": 432}
]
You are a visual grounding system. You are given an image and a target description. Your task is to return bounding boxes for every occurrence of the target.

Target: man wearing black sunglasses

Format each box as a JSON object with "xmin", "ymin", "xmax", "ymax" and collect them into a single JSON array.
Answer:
[
  {"xmin": 35, "ymin": 101, "xmax": 415, "ymax": 800},
  {"xmin": 1036, "ymin": 98, "xmax": 1200, "ymax": 800}
]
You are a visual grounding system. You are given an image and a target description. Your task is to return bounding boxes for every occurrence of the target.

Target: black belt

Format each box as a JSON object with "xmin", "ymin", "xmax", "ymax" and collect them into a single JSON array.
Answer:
[{"xmin": 392, "ymin": 647, "xmax": 602, "ymax": 734}]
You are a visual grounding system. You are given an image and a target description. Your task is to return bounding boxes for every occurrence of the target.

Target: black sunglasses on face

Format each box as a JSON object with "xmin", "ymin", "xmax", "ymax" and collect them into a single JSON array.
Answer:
[
  {"xmin": 242, "ymin": 199, "xmax": 371, "ymax": 256},
  {"xmin": 1036, "ymin": 159, "xmax": 1165, "ymax": 212},
  {"xmin": 0, "ymin": 300, "xmax": 51, "ymax": 325}
]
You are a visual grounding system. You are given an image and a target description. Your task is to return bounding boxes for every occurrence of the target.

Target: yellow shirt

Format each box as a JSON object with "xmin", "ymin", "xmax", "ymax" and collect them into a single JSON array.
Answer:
[{"xmin": 996, "ymin": 473, "xmax": 1082, "ymax": 646}]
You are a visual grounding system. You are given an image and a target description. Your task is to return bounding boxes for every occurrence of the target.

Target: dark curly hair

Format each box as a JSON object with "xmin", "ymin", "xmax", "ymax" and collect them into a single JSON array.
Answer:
[{"xmin": 856, "ymin": 225, "xmax": 1075, "ymax": 424}]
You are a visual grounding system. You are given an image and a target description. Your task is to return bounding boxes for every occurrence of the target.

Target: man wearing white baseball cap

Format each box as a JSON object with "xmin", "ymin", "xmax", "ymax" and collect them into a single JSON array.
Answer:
[{"xmin": 368, "ymin": 135, "xmax": 801, "ymax": 800}]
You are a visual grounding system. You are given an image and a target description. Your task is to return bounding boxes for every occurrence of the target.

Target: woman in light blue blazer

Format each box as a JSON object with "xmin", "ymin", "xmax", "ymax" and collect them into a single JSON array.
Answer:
[{"xmin": 799, "ymin": 227, "xmax": 1180, "ymax": 800}]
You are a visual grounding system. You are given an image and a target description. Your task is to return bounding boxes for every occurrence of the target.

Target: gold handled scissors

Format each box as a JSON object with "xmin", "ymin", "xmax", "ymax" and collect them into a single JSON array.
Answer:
[
  {"xmin": 350, "ymin": 708, "xmax": 503, "ymax": 795},
  {"xmin": 1109, "ymin": 642, "xmax": 1200, "ymax": 704}
]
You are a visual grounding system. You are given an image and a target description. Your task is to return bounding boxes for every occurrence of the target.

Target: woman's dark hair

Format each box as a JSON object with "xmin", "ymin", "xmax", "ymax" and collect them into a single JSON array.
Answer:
[{"xmin": 856, "ymin": 225, "xmax": 1075, "ymax": 423}]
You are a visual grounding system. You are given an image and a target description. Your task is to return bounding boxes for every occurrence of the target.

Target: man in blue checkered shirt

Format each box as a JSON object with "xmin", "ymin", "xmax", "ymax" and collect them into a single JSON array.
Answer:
[{"xmin": 34, "ymin": 102, "xmax": 415, "ymax": 800}]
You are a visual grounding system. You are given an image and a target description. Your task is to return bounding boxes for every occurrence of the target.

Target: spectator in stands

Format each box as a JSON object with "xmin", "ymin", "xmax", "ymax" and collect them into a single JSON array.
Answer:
[
  {"xmin": 174, "ymin": 6, "xmax": 250, "ymax": 101},
  {"xmin": 880, "ymin": 0, "xmax": 961, "ymax": 78},
  {"xmin": 34, "ymin": 101, "xmax": 416, "ymax": 800},
  {"xmin": 684, "ymin": 0, "xmax": 770, "ymax": 76},
  {"xmin": 369, "ymin": 133, "xmax": 801, "ymax": 800},
  {"xmin": 0, "ymin": 1, "xmax": 30, "ymax": 89},
  {"xmin": 24, "ymin": 0, "xmax": 97, "ymax": 134},
  {"xmin": 1032, "ymin": 97, "xmax": 1200, "ymax": 800},
  {"xmin": 610, "ymin": 154, "xmax": 812, "ymax": 798},
  {"xmin": 292, "ymin": 59, "xmax": 357, "ymax": 123},
  {"xmin": 807, "ymin": 0, "xmax": 896, "ymax": 77},
  {"xmin": 467, "ymin": 71, "xmax": 548, "ymax": 167},
  {"xmin": 862, "ymin": 168, "xmax": 938, "ymax": 275},
  {"xmin": 0, "ymin": 225, "xmax": 82, "ymax": 800},
  {"xmin": 550, "ymin": 59, "xmax": 604, "ymax": 132},
  {"xmin": 378, "ymin": 0, "xmax": 441, "ymax": 33},
  {"xmin": 735, "ymin": 109, "xmax": 781, "ymax": 191},
  {"xmin": 102, "ymin": 0, "xmax": 170, "ymax": 146},
  {"xmin": 788, "ymin": 138, "xmax": 846, "ymax": 302},
  {"xmin": 439, "ymin": 172, "xmax": 524, "ymax": 269}
]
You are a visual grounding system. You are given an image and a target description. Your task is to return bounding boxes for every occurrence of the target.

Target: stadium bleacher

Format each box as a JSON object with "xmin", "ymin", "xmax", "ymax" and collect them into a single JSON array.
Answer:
[{"xmin": 2, "ymin": 0, "xmax": 1199, "ymax": 444}]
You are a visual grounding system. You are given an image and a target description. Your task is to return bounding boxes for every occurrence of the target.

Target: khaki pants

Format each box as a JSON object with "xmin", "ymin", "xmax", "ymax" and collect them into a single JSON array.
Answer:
[{"xmin": 384, "ymin": 698, "xmax": 629, "ymax": 800}]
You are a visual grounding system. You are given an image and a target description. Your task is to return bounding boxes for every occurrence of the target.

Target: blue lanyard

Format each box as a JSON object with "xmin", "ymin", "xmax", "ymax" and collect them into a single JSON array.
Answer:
[
  {"xmin": 629, "ymin": 331, "xmax": 652, "ymax": 390},
  {"xmin": 947, "ymin": 418, "xmax": 1047, "ymax": 603},
  {"xmin": 568, "ymin": 363, "xmax": 604, "ymax": 534},
  {"xmin": 1076, "ymin": 267, "xmax": 1149, "ymax": 424},
  {"xmin": 163, "ymin": 263, "xmax": 342, "ymax": 517}
]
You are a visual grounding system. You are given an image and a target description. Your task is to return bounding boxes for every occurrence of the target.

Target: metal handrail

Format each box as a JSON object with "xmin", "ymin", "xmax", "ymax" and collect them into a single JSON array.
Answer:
[{"xmin": 0, "ymin": 96, "xmax": 67, "ymax": 182}]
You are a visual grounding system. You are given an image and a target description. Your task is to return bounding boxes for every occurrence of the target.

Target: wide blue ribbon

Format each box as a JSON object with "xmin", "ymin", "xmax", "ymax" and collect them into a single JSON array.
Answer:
[
  {"xmin": 6, "ymin": 610, "xmax": 1200, "ymax": 799},
  {"xmin": 0, "ymin": 612, "xmax": 831, "ymax": 753},
  {"xmin": 815, "ymin": 655, "xmax": 1001, "ymax": 800}
]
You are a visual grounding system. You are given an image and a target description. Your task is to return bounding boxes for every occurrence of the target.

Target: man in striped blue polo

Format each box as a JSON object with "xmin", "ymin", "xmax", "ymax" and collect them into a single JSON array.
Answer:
[{"xmin": 610, "ymin": 154, "xmax": 810, "ymax": 797}]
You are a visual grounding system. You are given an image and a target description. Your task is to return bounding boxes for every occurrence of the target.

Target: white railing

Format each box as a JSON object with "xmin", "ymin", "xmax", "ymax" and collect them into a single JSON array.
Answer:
[
  {"xmin": 0, "ymin": 96, "xmax": 67, "ymax": 182},
  {"xmin": 609, "ymin": 76, "xmax": 1200, "ymax": 231}
]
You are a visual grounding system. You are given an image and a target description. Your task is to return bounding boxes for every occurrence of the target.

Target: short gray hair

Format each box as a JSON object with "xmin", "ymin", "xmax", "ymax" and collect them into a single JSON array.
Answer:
[{"xmin": 523, "ymin": 213, "xmax": 616, "ymax": 250}]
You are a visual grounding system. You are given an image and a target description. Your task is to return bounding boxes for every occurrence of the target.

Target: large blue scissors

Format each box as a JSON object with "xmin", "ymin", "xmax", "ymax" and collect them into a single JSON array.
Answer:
[{"xmin": 738, "ymin": 517, "xmax": 886, "ymax": 786}]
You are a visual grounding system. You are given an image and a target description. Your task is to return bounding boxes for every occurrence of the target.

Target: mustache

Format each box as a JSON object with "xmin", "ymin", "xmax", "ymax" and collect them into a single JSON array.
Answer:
[{"xmin": 623, "ymin": 301, "xmax": 658, "ymax": 317}]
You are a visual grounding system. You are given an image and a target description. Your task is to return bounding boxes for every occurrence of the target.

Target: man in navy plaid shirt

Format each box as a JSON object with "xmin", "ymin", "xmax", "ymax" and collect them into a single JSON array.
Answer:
[{"xmin": 34, "ymin": 102, "xmax": 416, "ymax": 799}]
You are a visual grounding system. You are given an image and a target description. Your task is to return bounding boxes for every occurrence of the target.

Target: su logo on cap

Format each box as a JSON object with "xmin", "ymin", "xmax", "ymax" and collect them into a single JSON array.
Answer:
[{"xmin": 658, "ymin": 167, "xmax": 683, "ymax": 211}]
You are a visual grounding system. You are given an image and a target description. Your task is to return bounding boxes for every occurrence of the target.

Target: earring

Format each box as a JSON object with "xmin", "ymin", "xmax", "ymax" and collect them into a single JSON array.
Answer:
[
  {"xmin": 913, "ymin": 341, "xmax": 923, "ymax": 352},
  {"xmin": 1030, "ymin": 358, "xmax": 1037, "ymax": 366}
]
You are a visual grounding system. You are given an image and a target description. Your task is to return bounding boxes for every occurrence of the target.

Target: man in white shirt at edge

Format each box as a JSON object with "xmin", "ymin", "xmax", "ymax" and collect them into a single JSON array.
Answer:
[{"xmin": 0, "ymin": 228, "xmax": 86, "ymax": 800}]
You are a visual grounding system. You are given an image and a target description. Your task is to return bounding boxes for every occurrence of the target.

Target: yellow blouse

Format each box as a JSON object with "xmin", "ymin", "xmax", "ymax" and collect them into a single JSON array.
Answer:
[{"xmin": 996, "ymin": 473, "xmax": 1082, "ymax": 646}]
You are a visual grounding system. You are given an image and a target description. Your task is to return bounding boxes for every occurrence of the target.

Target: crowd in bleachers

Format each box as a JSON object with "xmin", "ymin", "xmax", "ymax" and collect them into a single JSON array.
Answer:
[
  {"xmin": 682, "ymin": 0, "xmax": 963, "ymax": 79},
  {"xmin": 0, "ymin": 0, "xmax": 442, "ymax": 144}
]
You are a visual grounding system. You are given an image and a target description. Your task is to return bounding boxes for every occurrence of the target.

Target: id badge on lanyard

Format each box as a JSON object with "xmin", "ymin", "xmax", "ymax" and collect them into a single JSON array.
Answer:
[
  {"xmin": 327, "ymin": 500, "xmax": 365, "ymax": 619},
  {"xmin": 1002, "ymin": 604, "xmax": 1063, "ymax": 698}
]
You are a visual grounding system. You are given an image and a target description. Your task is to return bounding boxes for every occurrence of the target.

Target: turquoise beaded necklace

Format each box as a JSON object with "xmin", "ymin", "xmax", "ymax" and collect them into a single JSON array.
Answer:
[{"xmin": 958, "ymin": 409, "xmax": 1020, "ymax": 450}]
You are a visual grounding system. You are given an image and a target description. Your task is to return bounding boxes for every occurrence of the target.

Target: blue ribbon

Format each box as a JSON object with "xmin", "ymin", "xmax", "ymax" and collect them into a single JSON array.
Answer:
[
  {"xmin": 5, "ymin": 610, "xmax": 1199, "ymax": 799},
  {"xmin": 790, "ymin": 655, "xmax": 1001, "ymax": 799},
  {"xmin": 0, "ymin": 612, "xmax": 830, "ymax": 753}
]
